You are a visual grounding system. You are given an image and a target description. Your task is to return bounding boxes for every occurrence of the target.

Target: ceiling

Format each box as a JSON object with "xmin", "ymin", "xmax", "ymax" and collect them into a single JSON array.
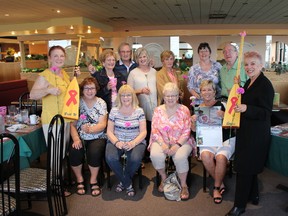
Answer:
[{"xmin": 1, "ymin": 0, "xmax": 288, "ymax": 41}]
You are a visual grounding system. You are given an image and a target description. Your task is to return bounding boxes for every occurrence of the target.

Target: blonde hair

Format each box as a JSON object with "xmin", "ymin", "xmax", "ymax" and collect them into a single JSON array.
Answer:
[
  {"xmin": 133, "ymin": 48, "xmax": 150, "ymax": 65},
  {"xmin": 199, "ymin": 80, "xmax": 216, "ymax": 92},
  {"xmin": 115, "ymin": 85, "xmax": 139, "ymax": 109},
  {"xmin": 163, "ymin": 82, "xmax": 179, "ymax": 95},
  {"xmin": 99, "ymin": 49, "xmax": 117, "ymax": 63}
]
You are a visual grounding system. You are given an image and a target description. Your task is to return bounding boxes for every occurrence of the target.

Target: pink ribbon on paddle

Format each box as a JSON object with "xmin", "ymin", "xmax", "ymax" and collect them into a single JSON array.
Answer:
[
  {"xmin": 66, "ymin": 90, "xmax": 78, "ymax": 106},
  {"xmin": 228, "ymin": 96, "xmax": 238, "ymax": 114}
]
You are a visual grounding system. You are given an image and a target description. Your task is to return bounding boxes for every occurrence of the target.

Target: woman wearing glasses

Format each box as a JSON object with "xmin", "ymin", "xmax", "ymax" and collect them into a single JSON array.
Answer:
[
  {"xmin": 69, "ymin": 77, "xmax": 107, "ymax": 197},
  {"xmin": 105, "ymin": 84, "xmax": 147, "ymax": 197},
  {"xmin": 149, "ymin": 82, "xmax": 196, "ymax": 200}
]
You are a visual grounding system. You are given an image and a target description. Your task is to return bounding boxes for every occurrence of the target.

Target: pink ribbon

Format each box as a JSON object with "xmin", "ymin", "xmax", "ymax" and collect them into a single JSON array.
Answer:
[
  {"xmin": 228, "ymin": 96, "xmax": 238, "ymax": 114},
  {"xmin": 66, "ymin": 90, "xmax": 78, "ymax": 106}
]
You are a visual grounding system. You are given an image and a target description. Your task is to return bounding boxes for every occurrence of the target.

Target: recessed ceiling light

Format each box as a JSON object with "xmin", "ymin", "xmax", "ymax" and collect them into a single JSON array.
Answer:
[
  {"xmin": 70, "ymin": 25, "xmax": 74, "ymax": 30},
  {"xmin": 57, "ymin": 10, "xmax": 61, "ymax": 13},
  {"xmin": 34, "ymin": 29, "xmax": 38, "ymax": 34},
  {"xmin": 4, "ymin": 14, "xmax": 9, "ymax": 17},
  {"xmin": 11, "ymin": 31, "xmax": 15, "ymax": 35}
]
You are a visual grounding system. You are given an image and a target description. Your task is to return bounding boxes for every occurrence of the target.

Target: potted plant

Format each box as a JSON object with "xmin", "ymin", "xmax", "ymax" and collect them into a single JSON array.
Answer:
[{"xmin": 5, "ymin": 47, "xmax": 16, "ymax": 62}]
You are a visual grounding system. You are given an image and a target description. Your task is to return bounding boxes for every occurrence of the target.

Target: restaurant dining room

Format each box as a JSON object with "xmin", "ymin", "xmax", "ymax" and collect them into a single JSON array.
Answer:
[{"xmin": 1, "ymin": 0, "xmax": 288, "ymax": 215}]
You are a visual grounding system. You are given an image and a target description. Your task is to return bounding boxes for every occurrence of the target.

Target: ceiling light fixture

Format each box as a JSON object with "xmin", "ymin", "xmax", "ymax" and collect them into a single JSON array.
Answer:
[
  {"xmin": 11, "ymin": 31, "xmax": 15, "ymax": 35},
  {"xmin": 70, "ymin": 25, "xmax": 74, "ymax": 30},
  {"xmin": 56, "ymin": 10, "xmax": 60, "ymax": 13},
  {"xmin": 87, "ymin": 26, "xmax": 91, "ymax": 34},
  {"xmin": 4, "ymin": 14, "xmax": 9, "ymax": 17},
  {"xmin": 34, "ymin": 29, "xmax": 38, "ymax": 34}
]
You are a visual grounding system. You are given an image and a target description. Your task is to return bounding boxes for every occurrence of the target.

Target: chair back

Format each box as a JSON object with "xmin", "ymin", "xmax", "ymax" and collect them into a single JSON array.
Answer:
[
  {"xmin": 46, "ymin": 114, "xmax": 68, "ymax": 216},
  {"xmin": 0, "ymin": 133, "xmax": 20, "ymax": 216},
  {"xmin": 19, "ymin": 91, "xmax": 38, "ymax": 115}
]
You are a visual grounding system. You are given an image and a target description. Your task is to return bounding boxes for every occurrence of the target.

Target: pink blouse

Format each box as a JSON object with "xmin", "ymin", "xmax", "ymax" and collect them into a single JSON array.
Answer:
[{"xmin": 149, "ymin": 104, "xmax": 196, "ymax": 153}]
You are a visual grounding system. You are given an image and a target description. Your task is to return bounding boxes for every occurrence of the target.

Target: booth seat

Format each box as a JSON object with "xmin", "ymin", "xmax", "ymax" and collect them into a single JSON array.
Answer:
[{"xmin": 0, "ymin": 79, "xmax": 29, "ymax": 106}]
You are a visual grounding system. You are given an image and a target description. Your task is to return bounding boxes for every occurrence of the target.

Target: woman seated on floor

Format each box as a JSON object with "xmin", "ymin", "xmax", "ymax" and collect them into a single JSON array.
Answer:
[
  {"xmin": 105, "ymin": 84, "xmax": 147, "ymax": 197},
  {"xmin": 191, "ymin": 80, "xmax": 236, "ymax": 204},
  {"xmin": 149, "ymin": 82, "xmax": 196, "ymax": 201},
  {"xmin": 69, "ymin": 77, "xmax": 107, "ymax": 196}
]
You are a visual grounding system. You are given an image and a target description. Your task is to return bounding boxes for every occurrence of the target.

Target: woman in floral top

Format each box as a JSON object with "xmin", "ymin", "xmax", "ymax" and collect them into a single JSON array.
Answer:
[
  {"xmin": 106, "ymin": 84, "xmax": 147, "ymax": 197},
  {"xmin": 69, "ymin": 77, "xmax": 107, "ymax": 197},
  {"xmin": 149, "ymin": 82, "xmax": 196, "ymax": 200},
  {"xmin": 187, "ymin": 42, "xmax": 222, "ymax": 106}
]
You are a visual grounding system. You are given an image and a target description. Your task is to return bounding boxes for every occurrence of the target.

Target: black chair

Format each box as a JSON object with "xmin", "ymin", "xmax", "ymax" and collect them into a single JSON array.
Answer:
[
  {"xmin": 1, "ymin": 133, "xmax": 20, "ymax": 216},
  {"xmin": 202, "ymin": 154, "xmax": 234, "ymax": 192},
  {"xmin": 156, "ymin": 155, "xmax": 192, "ymax": 188},
  {"xmin": 19, "ymin": 91, "xmax": 40, "ymax": 115},
  {"xmin": 106, "ymin": 156, "xmax": 143, "ymax": 190},
  {"xmin": 8, "ymin": 114, "xmax": 68, "ymax": 215}
]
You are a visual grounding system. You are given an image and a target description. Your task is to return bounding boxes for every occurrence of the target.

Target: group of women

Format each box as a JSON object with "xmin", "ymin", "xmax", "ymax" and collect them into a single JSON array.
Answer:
[{"xmin": 30, "ymin": 42, "xmax": 274, "ymax": 215}]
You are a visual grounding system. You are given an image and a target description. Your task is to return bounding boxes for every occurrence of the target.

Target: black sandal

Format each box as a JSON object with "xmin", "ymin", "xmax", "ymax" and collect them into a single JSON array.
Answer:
[
  {"xmin": 213, "ymin": 186, "xmax": 223, "ymax": 204},
  {"xmin": 76, "ymin": 182, "xmax": 85, "ymax": 195},
  {"xmin": 90, "ymin": 183, "xmax": 101, "ymax": 197},
  {"xmin": 126, "ymin": 185, "xmax": 135, "ymax": 197},
  {"xmin": 115, "ymin": 182, "xmax": 125, "ymax": 192}
]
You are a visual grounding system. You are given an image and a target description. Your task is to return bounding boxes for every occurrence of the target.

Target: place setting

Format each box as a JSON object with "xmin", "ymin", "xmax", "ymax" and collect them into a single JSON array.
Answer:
[{"xmin": 1, "ymin": 105, "xmax": 41, "ymax": 133}]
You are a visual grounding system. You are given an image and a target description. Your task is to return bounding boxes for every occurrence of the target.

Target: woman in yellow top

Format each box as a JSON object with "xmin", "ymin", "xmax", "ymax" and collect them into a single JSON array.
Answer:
[
  {"xmin": 30, "ymin": 45, "xmax": 80, "ymax": 147},
  {"xmin": 156, "ymin": 50, "xmax": 184, "ymax": 105}
]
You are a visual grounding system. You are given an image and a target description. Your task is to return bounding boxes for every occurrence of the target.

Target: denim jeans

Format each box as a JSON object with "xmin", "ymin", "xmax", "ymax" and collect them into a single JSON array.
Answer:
[{"xmin": 105, "ymin": 141, "xmax": 146, "ymax": 188}]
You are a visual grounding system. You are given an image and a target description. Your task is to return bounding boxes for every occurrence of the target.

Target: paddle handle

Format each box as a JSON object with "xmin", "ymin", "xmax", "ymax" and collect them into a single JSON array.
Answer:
[{"xmin": 236, "ymin": 31, "xmax": 246, "ymax": 77}]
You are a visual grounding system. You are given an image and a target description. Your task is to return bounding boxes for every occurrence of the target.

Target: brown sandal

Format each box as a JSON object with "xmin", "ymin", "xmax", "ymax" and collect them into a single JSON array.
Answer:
[{"xmin": 180, "ymin": 186, "xmax": 189, "ymax": 200}]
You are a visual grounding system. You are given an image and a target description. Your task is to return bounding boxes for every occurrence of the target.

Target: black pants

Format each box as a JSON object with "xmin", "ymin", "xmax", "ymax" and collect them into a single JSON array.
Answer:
[{"xmin": 234, "ymin": 173, "xmax": 259, "ymax": 208}]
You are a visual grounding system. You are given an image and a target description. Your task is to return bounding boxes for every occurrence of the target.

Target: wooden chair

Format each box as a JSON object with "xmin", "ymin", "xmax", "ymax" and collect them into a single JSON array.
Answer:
[
  {"xmin": 1, "ymin": 133, "xmax": 20, "ymax": 216},
  {"xmin": 8, "ymin": 114, "xmax": 68, "ymax": 215},
  {"xmin": 202, "ymin": 154, "xmax": 234, "ymax": 192}
]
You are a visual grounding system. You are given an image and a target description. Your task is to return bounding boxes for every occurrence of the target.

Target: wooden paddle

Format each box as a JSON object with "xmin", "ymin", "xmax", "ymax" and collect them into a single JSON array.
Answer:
[{"xmin": 222, "ymin": 31, "xmax": 246, "ymax": 128}]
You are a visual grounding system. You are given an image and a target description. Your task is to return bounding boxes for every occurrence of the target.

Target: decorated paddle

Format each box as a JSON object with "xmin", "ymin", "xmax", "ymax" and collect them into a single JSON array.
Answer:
[
  {"xmin": 61, "ymin": 35, "xmax": 84, "ymax": 120},
  {"xmin": 222, "ymin": 31, "xmax": 246, "ymax": 128}
]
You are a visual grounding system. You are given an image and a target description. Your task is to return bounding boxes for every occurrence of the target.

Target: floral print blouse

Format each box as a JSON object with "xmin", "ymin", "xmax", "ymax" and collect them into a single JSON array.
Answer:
[
  {"xmin": 149, "ymin": 104, "xmax": 196, "ymax": 154},
  {"xmin": 76, "ymin": 97, "xmax": 107, "ymax": 140},
  {"xmin": 187, "ymin": 60, "xmax": 222, "ymax": 105}
]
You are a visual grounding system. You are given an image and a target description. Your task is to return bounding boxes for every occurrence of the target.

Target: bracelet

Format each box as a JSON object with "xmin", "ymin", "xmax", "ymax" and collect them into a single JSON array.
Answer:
[{"xmin": 114, "ymin": 140, "xmax": 120, "ymax": 145}]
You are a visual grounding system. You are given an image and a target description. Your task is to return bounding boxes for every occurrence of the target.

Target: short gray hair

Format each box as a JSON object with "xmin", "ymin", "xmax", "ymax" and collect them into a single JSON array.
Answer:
[{"xmin": 163, "ymin": 82, "xmax": 179, "ymax": 95}]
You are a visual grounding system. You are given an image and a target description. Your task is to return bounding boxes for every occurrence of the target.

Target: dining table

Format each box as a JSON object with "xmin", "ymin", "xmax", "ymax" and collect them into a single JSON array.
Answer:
[
  {"xmin": 3, "ymin": 124, "xmax": 47, "ymax": 169},
  {"xmin": 266, "ymin": 123, "xmax": 288, "ymax": 176}
]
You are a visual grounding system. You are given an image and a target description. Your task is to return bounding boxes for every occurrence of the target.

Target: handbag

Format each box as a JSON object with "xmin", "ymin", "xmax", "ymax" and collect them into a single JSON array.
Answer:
[{"xmin": 163, "ymin": 172, "xmax": 182, "ymax": 201}]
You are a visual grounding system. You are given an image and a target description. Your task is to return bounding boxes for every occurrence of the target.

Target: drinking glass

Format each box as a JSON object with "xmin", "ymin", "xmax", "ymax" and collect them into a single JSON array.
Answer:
[
  {"xmin": 20, "ymin": 109, "xmax": 29, "ymax": 124},
  {"xmin": 8, "ymin": 105, "xmax": 17, "ymax": 122}
]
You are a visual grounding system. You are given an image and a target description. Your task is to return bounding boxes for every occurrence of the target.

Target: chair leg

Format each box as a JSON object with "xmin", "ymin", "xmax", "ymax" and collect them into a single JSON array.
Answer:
[
  {"xmin": 106, "ymin": 166, "xmax": 112, "ymax": 190},
  {"xmin": 203, "ymin": 165, "xmax": 207, "ymax": 192},
  {"xmin": 138, "ymin": 167, "xmax": 143, "ymax": 190},
  {"xmin": 229, "ymin": 160, "xmax": 233, "ymax": 178}
]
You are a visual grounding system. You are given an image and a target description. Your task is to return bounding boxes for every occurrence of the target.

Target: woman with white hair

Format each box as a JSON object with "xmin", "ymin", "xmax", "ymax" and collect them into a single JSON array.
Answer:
[{"xmin": 149, "ymin": 82, "xmax": 196, "ymax": 200}]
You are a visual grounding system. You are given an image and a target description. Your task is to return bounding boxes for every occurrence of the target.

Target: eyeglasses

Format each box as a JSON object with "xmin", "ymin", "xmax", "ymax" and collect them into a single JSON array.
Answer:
[
  {"xmin": 120, "ymin": 51, "xmax": 131, "ymax": 54},
  {"xmin": 164, "ymin": 95, "xmax": 178, "ymax": 99},
  {"xmin": 121, "ymin": 94, "xmax": 132, "ymax": 98},
  {"xmin": 83, "ymin": 87, "xmax": 96, "ymax": 91}
]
